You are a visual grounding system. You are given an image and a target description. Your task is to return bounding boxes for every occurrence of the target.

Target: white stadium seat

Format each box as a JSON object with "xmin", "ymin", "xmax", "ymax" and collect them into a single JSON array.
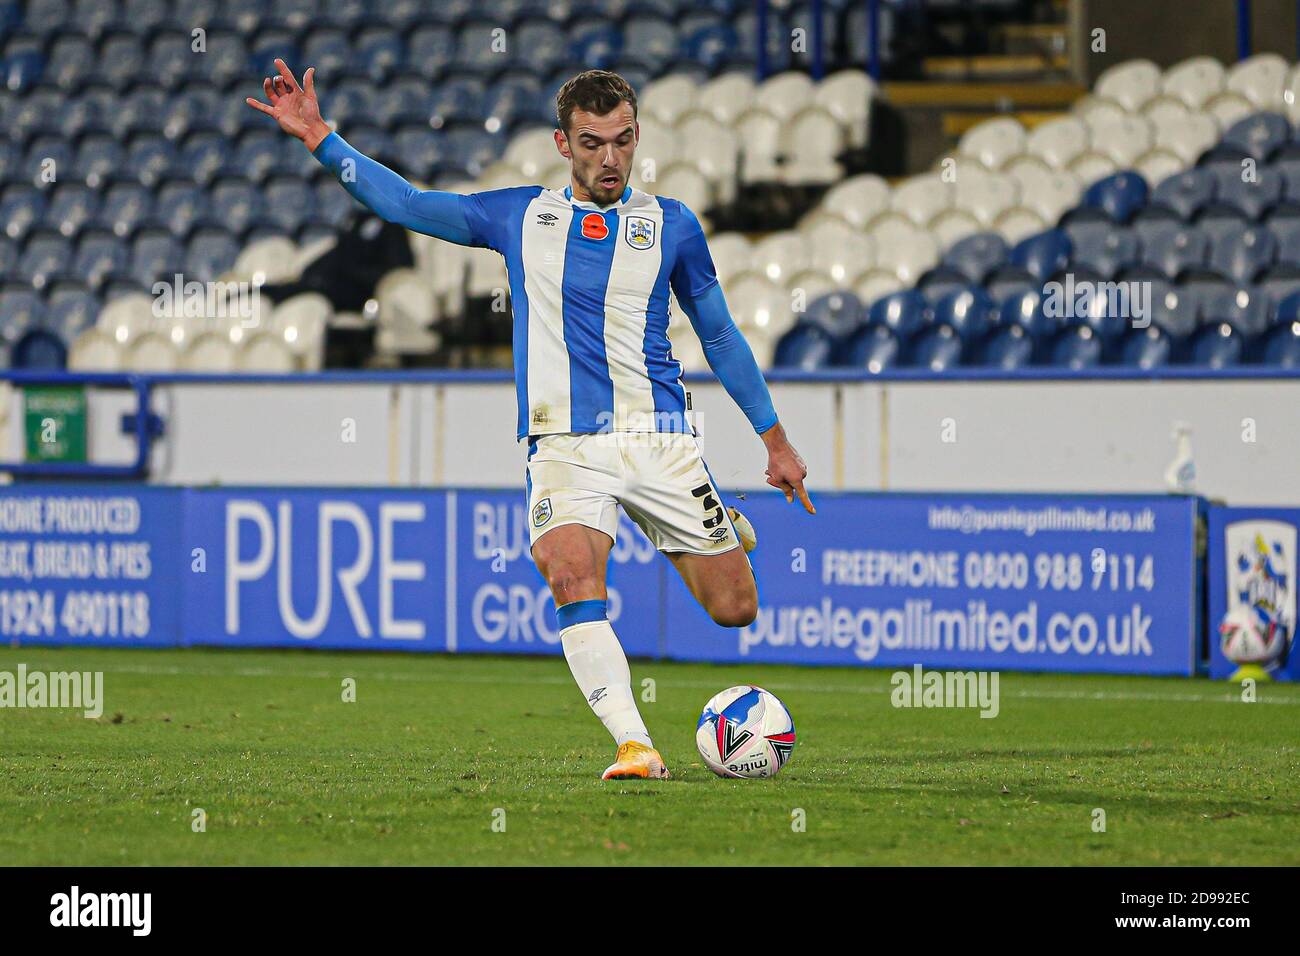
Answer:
[
  {"xmin": 68, "ymin": 328, "xmax": 123, "ymax": 371},
  {"xmin": 927, "ymin": 208, "xmax": 983, "ymax": 247},
  {"xmin": 734, "ymin": 107, "xmax": 783, "ymax": 183},
  {"xmin": 124, "ymin": 331, "xmax": 179, "ymax": 372},
  {"xmin": 1087, "ymin": 113, "xmax": 1154, "ymax": 167},
  {"xmin": 871, "ymin": 224, "xmax": 938, "ymax": 284},
  {"xmin": 699, "ymin": 71, "xmax": 755, "ymax": 127},
  {"xmin": 1073, "ymin": 95, "xmax": 1129, "ymax": 129},
  {"xmin": 994, "ymin": 205, "xmax": 1049, "ymax": 244},
  {"xmin": 1203, "ymin": 91, "xmax": 1256, "ymax": 130},
  {"xmin": 751, "ymin": 231, "xmax": 809, "ymax": 284},
  {"xmin": 1025, "ymin": 115, "xmax": 1091, "ymax": 169},
  {"xmin": 958, "ymin": 117, "xmax": 1027, "ymax": 170},
  {"xmin": 641, "ymin": 74, "xmax": 698, "ymax": 127},
  {"xmin": 673, "ymin": 111, "xmax": 739, "ymax": 202},
  {"xmin": 823, "ymin": 173, "xmax": 891, "ymax": 227},
  {"xmin": 1005, "ymin": 160, "xmax": 1081, "ymax": 224},
  {"xmin": 630, "ymin": 117, "xmax": 678, "ymax": 188},
  {"xmin": 1095, "ymin": 59, "xmax": 1161, "ymax": 112},
  {"xmin": 1152, "ymin": 109, "xmax": 1218, "ymax": 162},
  {"xmin": 504, "ymin": 128, "xmax": 559, "ymax": 181},
  {"xmin": 652, "ymin": 163, "xmax": 712, "ymax": 218},
  {"xmin": 180, "ymin": 331, "xmax": 238, "ymax": 371},
  {"xmin": 726, "ymin": 271, "xmax": 793, "ymax": 336},
  {"xmin": 96, "ymin": 292, "xmax": 154, "ymax": 347},
  {"xmin": 1162, "ymin": 56, "xmax": 1226, "ymax": 108},
  {"xmin": 952, "ymin": 166, "xmax": 1019, "ymax": 226},
  {"xmin": 852, "ymin": 268, "xmax": 903, "ymax": 306},
  {"xmin": 785, "ymin": 268, "xmax": 837, "ymax": 307},
  {"xmin": 799, "ymin": 212, "xmax": 875, "ymax": 283},
  {"xmin": 891, "ymin": 172, "xmax": 953, "ymax": 226},
  {"xmin": 781, "ymin": 107, "xmax": 845, "ymax": 185},
  {"xmin": 1140, "ymin": 93, "xmax": 1193, "ymax": 128},
  {"xmin": 1067, "ymin": 150, "xmax": 1118, "ymax": 185},
  {"xmin": 1286, "ymin": 65, "xmax": 1300, "ymax": 126},
  {"xmin": 707, "ymin": 232, "xmax": 754, "ymax": 285},
  {"xmin": 236, "ymin": 332, "xmax": 296, "ymax": 372},
  {"xmin": 272, "ymin": 292, "xmax": 332, "ymax": 368},
  {"xmin": 1135, "ymin": 148, "xmax": 1184, "ymax": 185},
  {"xmin": 814, "ymin": 69, "xmax": 875, "ymax": 148},
  {"xmin": 232, "ymin": 236, "xmax": 300, "ymax": 286},
  {"xmin": 1227, "ymin": 53, "xmax": 1288, "ymax": 110},
  {"xmin": 756, "ymin": 71, "xmax": 815, "ymax": 121}
]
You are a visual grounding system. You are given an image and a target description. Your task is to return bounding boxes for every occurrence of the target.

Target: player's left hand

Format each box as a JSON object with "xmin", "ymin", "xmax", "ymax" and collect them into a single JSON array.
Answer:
[{"xmin": 761, "ymin": 423, "xmax": 815, "ymax": 514}]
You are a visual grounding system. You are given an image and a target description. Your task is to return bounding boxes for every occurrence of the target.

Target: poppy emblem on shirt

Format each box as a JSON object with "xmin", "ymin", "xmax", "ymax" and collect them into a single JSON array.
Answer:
[{"xmin": 581, "ymin": 213, "xmax": 609, "ymax": 240}]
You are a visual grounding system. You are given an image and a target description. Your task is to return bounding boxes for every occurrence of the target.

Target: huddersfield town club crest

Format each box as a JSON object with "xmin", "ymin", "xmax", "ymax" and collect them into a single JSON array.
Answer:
[
  {"xmin": 532, "ymin": 497, "xmax": 553, "ymax": 528},
  {"xmin": 1224, "ymin": 520, "xmax": 1296, "ymax": 670},
  {"xmin": 624, "ymin": 216, "xmax": 656, "ymax": 250}
]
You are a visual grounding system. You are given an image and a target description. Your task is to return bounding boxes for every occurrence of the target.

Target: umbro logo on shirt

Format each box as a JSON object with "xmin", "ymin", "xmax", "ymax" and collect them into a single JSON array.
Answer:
[{"xmin": 536, "ymin": 212, "xmax": 558, "ymax": 226}]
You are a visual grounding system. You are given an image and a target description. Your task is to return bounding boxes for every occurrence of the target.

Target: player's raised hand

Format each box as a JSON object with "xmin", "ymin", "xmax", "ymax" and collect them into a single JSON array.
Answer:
[
  {"xmin": 245, "ymin": 59, "xmax": 332, "ymax": 152},
  {"xmin": 761, "ymin": 423, "xmax": 815, "ymax": 514}
]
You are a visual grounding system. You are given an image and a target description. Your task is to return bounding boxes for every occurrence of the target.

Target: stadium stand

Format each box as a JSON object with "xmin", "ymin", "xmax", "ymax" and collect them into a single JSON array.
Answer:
[{"xmin": 3, "ymin": 0, "xmax": 1300, "ymax": 374}]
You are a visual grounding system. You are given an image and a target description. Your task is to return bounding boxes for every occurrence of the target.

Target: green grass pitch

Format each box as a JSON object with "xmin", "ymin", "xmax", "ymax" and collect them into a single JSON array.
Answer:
[{"xmin": 1, "ymin": 645, "xmax": 1297, "ymax": 866}]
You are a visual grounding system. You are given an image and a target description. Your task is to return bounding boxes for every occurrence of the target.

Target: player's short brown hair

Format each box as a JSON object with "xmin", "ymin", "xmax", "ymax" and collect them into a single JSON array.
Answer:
[{"xmin": 555, "ymin": 70, "xmax": 638, "ymax": 132}]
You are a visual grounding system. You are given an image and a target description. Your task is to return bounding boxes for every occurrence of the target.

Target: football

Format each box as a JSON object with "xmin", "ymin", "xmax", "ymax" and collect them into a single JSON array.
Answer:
[
  {"xmin": 1219, "ymin": 604, "xmax": 1286, "ymax": 665},
  {"xmin": 696, "ymin": 685, "xmax": 796, "ymax": 778}
]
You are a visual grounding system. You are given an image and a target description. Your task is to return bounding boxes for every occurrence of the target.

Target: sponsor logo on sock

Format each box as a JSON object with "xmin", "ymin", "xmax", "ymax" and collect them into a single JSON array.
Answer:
[{"xmin": 587, "ymin": 687, "xmax": 607, "ymax": 706}]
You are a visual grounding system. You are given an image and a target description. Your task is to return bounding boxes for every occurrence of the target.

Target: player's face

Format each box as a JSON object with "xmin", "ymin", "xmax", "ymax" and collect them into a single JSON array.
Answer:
[{"xmin": 556, "ymin": 102, "xmax": 638, "ymax": 206}]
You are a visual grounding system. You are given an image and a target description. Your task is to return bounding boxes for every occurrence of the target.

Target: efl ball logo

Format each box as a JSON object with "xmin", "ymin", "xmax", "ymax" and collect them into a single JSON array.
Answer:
[
  {"xmin": 581, "ymin": 213, "xmax": 608, "ymax": 241},
  {"xmin": 696, "ymin": 685, "xmax": 796, "ymax": 778}
]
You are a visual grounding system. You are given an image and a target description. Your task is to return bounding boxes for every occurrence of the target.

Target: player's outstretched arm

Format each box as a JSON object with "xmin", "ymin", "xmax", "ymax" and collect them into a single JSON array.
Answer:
[
  {"xmin": 245, "ymin": 59, "xmax": 475, "ymax": 246},
  {"xmin": 677, "ymin": 284, "xmax": 815, "ymax": 514}
]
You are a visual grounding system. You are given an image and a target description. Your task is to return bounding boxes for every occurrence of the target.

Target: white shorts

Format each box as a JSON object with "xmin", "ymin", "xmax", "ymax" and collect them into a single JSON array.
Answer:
[{"xmin": 525, "ymin": 431, "xmax": 743, "ymax": 556}]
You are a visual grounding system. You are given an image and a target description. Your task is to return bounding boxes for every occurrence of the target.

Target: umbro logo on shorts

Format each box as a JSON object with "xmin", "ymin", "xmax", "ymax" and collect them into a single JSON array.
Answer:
[
  {"xmin": 710, "ymin": 527, "xmax": 730, "ymax": 540},
  {"xmin": 532, "ymin": 497, "xmax": 553, "ymax": 527}
]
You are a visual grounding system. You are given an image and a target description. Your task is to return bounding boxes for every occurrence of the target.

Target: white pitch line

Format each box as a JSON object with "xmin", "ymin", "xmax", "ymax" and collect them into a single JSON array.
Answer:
[{"xmin": 15, "ymin": 659, "xmax": 1300, "ymax": 706}]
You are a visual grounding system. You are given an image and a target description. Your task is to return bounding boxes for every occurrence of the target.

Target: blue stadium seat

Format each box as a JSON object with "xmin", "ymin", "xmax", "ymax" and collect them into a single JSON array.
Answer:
[
  {"xmin": 320, "ymin": 77, "xmax": 378, "ymax": 130},
  {"xmin": 185, "ymin": 227, "xmax": 241, "ymax": 282},
  {"xmin": 47, "ymin": 285, "xmax": 98, "ymax": 340},
  {"xmin": 1203, "ymin": 163, "xmax": 1283, "ymax": 221},
  {"xmin": 1154, "ymin": 167, "xmax": 1211, "ymax": 222},
  {"xmin": 978, "ymin": 324, "xmax": 1034, "ymax": 369},
  {"xmin": 230, "ymin": 131, "xmax": 289, "ymax": 184},
  {"xmin": 263, "ymin": 176, "xmax": 314, "ymax": 232},
  {"xmin": 1147, "ymin": 279, "xmax": 1199, "ymax": 340},
  {"xmin": 3, "ymin": 47, "xmax": 45, "ymax": 91},
  {"xmin": 374, "ymin": 76, "xmax": 433, "ymax": 128},
  {"xmin": 836, "ymin": 323, "xmax": 901, "ymax": 372},
  {"xmin": 428, "ymin": 77, "xmax": 487, "ymax": 128},
  {"xmin": 45, "ymin": 35, "xmax": 95, "ymax": 89},
  {"xmin": 483, "ymin": 74, "xmax": 547, "ymax": 132},
  {"xmin": 249, "ymin": 33, "xmax": 301, "ymax": 79},
  {"xmin": 916, "ymin": 266, "xmax": 973, "ymax": 303},
  {"xmin": 1008, "ymin": 228, "xmax": 1072, "ymax": 282},
  {"xmin": 154, "ymin": 179, "xmax": 210, "ymax": 236},
  {"xmin": 1260, "ymin": 321, "xmax": 1300, "ymax": 366},
  {"xmin": 10, "ymin": 328, "xmax": 67, "ymax": 369},
  {"xmin": 316, "ymin": 0, "xmax": 369, "ymax": 30},
  {"xmin": 393, "ymin": 126, "xmax": 445, "ymax": 181},
  {"xmin": 931, "ymin": 286, "xmax": 995, "ymax": 342},
  {"xmin": 96, "ymin": 181, "xmax": 154, "ymax": 236},
  {"xmin": 73, "ymin": 229, "xmax": 128, "ymax": 289},
  {"xmin": 1118, "ymin": 326, "xmax": 1172, "ymax": 368},
  {"xmin": 1218, "ymin": 112, "xmax": 1291, "ymax": 163},
  {"xmin": 1078, "ymin": 171, "xmax": 1149, "ymax": 224},
  {"xmin": 44, "ymin": 183, "xmax": 99, "ymax": 237},
  {"xmin": 95, "ymin": 32, "xmax": 147, "ymax": 89},
  {"xmin": 1137, "ymin": 222, "xmax": 1209, "ymax": 279},
  {"xmin": 623, "ymin": 16, "xmax": 680, "ymax": 72},
  {"xmin": 803, "ymin": 290, "xmax": 862, "ymax": 339},
  {"xmin": 735, "ymin": 8, "xmax": 792, "ymax": 73},
  {"xmin": 175, "ymin": 132, "xmax": 230, "ymax": 185},
  {"xmin": 129, "ymin": 227, "xmax": 186, "ymax": 287},
  {"xmin": 442, "ymin": 126, "xmax": 500, "ymax": 179},
  {"xmin": 681, "ymin": 21, "xmax": 739, "ymax": 72},
  {"xmin": 0, "ymin": 237, "xmax": 16, "ymax": 278},
  {"xmin": 70, "ymin": 0, "xmax": 119, "ymax": 38},
  {"xmin": 1207, "ymin": 224, "xmax": 1277, "ymax": 284},
  {"xmin": 208, "ymin": 177, "xmax": 261, "ymax": 235},
  {"xmin": 205, "ymin": 31, "xmax": 251, "ymax": 87},
  {"xmin": 998, "ymin": 287, "xmax": 1057, "ymax": 342},
  {"xmin": 0, "ymin": 184, "xmax": 46, "ymax": 242},
  {"xmin": 262, "ymin": 0, "xmax": 316, "ymax": 32},
  {"xmin": 570, "ymin": 24, "xmax": 623, "ymax": 70},
  {"xmin": 24, "ymin": 136, "xmax": 74, "ymax": 183},
  {"xmin": 1199, "ymin": 283, "xmax": 1270, "ymax": 338},
  {"xmin": 1064, "ymin": 221, "xmax": 1138, "ymax": 278},
  {"xmin": 18, "ymin": 229, "xmax": 72, "ymax": 288},
  {"xmin": 907, "ymin": 324, "xmax": 964, "ymax": 371},
  {"xmin": 1049, "ymin": 325, "xmax": 1102, "ymax": 369},
  {"xmin": 9, "ymin": 89, "xmax": 62, "ymax": 140},
  {"xmin": 161, "ymin": 86, "xmax": 223, "ymax": 141},
  {"xmin": 512, "ymin": 20, "xmax": 568, "ymax": 75},
  {"xmin": 0, "ymin": 285, "xmax": 48, "ymax": 333},
  {"xmin": 151, "ymin": 33, "xmax": 197, "ymax": 88},
  {"xmin": 72, "ymin": 134, "xmax": 124, "ymax": 188},
  {"xmin": 314, "ymin": 177, "xmax": 359, "ymax": 228},
  {"xmin": 1189, "ymin": 322, "xmax": 1244, "ymax": 367},
  {"xmin": 774, "ymin": 322, "xmax": 834, "ymax": 369},
  {"xmin": 301, "ymin": 28, "xmax": 353, "ymax": 77},
  {"xmin": 942, "ymin": 232, "xmax": 1008, "ymax": 284},
  {"xmin": 119, "ymin": 0, "xmax": 169, "ymax": 34},
  {"xmin": 866, "ymin": 289, "xmax": 929, "ymax": 341},
  {"xmin": 455, "ymin": 21, "xmax": 508, "ymax": 75}
]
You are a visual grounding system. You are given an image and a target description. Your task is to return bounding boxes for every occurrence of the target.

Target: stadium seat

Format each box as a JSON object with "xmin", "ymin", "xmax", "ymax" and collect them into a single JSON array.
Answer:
[
  {"xmin": 1119, "ymin": 326, "xmax": 1173, "ymax": 367},
  {"xmin": 907, "ymin": 324, "xmax": 964, "ymax": 371},
  {"xmin": 1189, "ymin": 321, "xmax": 1244, "ymax": 366},
  {"xmin": 1077, "ymin": 172, "xmax": 1149, "ymax": 224},
  {"xmin": 1162, "ymin": 55, "xmax": 1226, "ymax": 108},
  {"xmin": 1227, "ymin": 53, "xmax": 1288, "ymax": 111},
  {"xmin": 773, "ymin": 322, "xmax": 835, "ymax": 370},
  {"xmin": 1064, "ymin": 221, "xmax": 1138, "ymax": 278},
  {"xmin": 959, "ymin": 117, "xmax": 1027, "ymax": 170},
  {"xmin": 1009, "ymin": 228, "xmax": 1072, "ymax": 282},
  {"xmin": 836, "ymin": 322, "xmax": 900, "ymax": 372},
  {"xmin": 1149, "ymin": 168, "xmax": 1217, "ymax": 220},
  {"xmin": 978, "ymin": 324, "xmax": 1035, "ymax": 369},
  {"xmin": 931, "ymin": 286, "xmax": 995, "ymax": 342},
  {"xmin": 1259, "ymin": 320, "xmax": 1300, "ymax": 365},
  {"xmin": 1138, "ymin": 223, "xmax": 1209, "ymax": 279},
  {"xmin": 1095, "ymin": 59, "xmax": 1161, "ymax": 112},
  {"xmin": 942, "ymin": 232, "xmax": 1010, "ymax": 289},
  {"xmin": 1208, "ymin": 224, "xmax": 1277, "ymax": 284},
  {"xmin": 1049, "ymin": 324, "xmax": 1103, "ymax": 369},
  {"xmin": 866, "ymin": 289, "xmax": 929, "ymax": 342}
]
